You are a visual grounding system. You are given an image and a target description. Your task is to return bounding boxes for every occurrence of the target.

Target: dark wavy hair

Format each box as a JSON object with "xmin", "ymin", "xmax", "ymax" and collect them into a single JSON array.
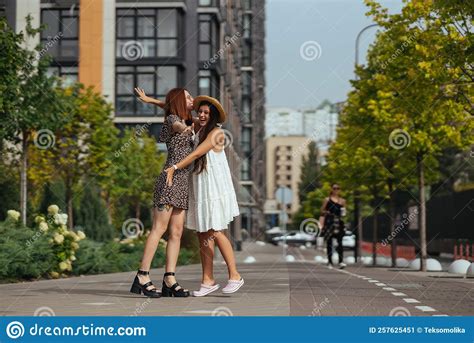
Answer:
[{"xmin": 193, "ymin": 101, "xmax": 221, "ymax": 174}]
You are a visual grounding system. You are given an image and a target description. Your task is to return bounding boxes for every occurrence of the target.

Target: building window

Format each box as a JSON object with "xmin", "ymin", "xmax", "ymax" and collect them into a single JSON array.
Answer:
[
  {"xmin": 243, "ymin": 0, "xmax": 252, "ymax": 11},
  {"xmin": 199, "ymin": 14, "xmax": 218, "ymax": 63},
  {"xmin": 243, "ymin": 14, "xmax": 251, "ymax": 39},
  {"xmin": 199, "ymin": 0, "xmax": 213, "ymax": 6},
  {"xmin": 41, "ymin": 8, "xmax": 79, "ymax": 60},
  {"xmin": 242, "ymin": 40, "xmax": 252, "ymax": 66},
  {"xmin": 241, "ymin": 158, "xmax": 250, "ymax": 181},
  {"xmin": 47, "ymin": 66, "xmax": 78, "ymax": 87},
  {"xmin": 116, "ymin": 8, "xmax": 179, "ymax": 59},
  {"xmin": 116, "ymin": 123, "xmax": 163, "ymax": 142},
  {"xmin": 242, "ymin": 71, "xmax": 252, "ymax": 96},
  {"xmin": 198, "ymin": 70, "xmax": 219, "ymax": 97},
  {"xmin": 116, "ymin": 65, "xmax": 178, "ymax": 116},
  {"xmin": 241, "ymin": 127, "xmax": 251, "ymax": 154},
  {"xmin": 41, "ymin": 7, "xmax": 79, "ymax": 85}
]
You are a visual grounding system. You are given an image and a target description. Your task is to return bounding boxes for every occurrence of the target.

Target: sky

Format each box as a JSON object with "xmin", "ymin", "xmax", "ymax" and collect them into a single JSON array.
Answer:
[{"xmin": 265, "ymin": 0, "xmax": 404, "ymax": 109}]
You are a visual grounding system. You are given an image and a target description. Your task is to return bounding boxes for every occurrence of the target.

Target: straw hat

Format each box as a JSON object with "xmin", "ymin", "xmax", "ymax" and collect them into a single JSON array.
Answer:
[{"xmin": 193, "ymin": 95, "xmax": 227, "ymax": 123}]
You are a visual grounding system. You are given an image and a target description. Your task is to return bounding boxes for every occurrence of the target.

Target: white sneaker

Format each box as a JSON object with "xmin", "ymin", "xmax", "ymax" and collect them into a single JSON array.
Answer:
[
  {"xmin": 222, "ymin": 278, "xmax": 244, "ymax": 294},
  {"xmin": 193, "ymin": 283, "xmax": 220, "ymax": 297},
  {"xmin": 338, "ymin": 262, "xmax": 346, "ymax": 269}
]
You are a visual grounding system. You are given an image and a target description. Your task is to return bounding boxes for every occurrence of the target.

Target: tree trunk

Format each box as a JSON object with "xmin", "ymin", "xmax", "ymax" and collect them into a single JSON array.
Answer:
[
  {"xmin": 135, "ymin": 203, "xmax": 141, "ymax": 221},
  {"xmin": 417, "ymin": 153, "xmax": 427, "ymax": 272},
  {"xmin": 388, "ymin": 180, "xmax": 396, "ymax": 267},
  {"xmin": 372, "ymin": 207, "xmax": 378, "ymax": 266},
  {"xmin": 354, "ymin": 191, "xmax": 362, "ymax": 262},
  {"xmin": 66, "ymin": 178, "xmax": 74, "ymax": 228},
  {"xmin": 20, "ymin": 130, "xmax": 28, "ymax": 225}
]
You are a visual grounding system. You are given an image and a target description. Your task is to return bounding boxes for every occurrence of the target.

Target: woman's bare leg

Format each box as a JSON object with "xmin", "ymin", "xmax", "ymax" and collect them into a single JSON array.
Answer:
[
  {"xmin": 164, "ymin": 208, "xmax": 187, "ymax": 290},
  {"xmin": 213, "ymin": 230, "xmax": 240, "ymax": 280},
  {"xmin": 197, "ymin": 231, "xmax": 216, "ymax": 285},
  {"xmin": 138, "ymin": 206, "xmax": 173, "ymax": 287}
]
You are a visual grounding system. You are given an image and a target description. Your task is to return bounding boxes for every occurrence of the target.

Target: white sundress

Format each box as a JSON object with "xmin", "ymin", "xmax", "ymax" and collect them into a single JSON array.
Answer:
[{"xmin": 186, "ymin": 149, "xmax": 240, "ymax": 232}]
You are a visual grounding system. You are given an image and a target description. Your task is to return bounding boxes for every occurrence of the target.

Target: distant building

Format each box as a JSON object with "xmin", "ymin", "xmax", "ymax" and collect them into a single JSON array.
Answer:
[
  {"xmin": 265, "ymin": 104, "xmax": 338, "ymax": 163},
  {"xmin": 264, "ymin": 136, "xmax": 311, "ymax": 228}
]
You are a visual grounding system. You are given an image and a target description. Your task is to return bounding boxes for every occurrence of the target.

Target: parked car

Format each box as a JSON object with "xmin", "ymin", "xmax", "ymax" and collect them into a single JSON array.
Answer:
[{"xmin": 271, "ymin": 231, "xmax": 317, "ymax": 246}]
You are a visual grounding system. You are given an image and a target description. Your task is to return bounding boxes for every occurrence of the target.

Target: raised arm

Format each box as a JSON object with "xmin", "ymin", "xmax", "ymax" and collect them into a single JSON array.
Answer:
[{"xmin": 134, "ymin": 87, "xmax": 165, "ymax": 108}]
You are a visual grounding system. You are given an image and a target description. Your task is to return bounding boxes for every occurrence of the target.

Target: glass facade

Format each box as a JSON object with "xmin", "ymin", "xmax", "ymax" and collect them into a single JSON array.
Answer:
[{"xmin": 41, "ymin": 8, "xmax": 79, "ymax": 85}]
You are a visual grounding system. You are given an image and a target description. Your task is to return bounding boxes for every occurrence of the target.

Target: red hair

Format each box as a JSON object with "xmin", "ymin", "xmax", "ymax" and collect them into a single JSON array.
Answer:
[{"xmin": 164, "ymin": 88, "xmax": 191, "ymax": 121}]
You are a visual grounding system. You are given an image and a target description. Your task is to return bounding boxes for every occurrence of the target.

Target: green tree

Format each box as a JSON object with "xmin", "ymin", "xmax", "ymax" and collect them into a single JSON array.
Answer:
[
  {"xmin": 0, "ymin": 16, "xmax": 71, "ymax": 224},
  {"xmin": 364, "ymin": 0, "xmax": 474, "ymax": 271},
  {"xmin": 29, "ymin": 84, "xmax": 118, "ymax": 228},
  {"xmin": 297, "ymin": 141, "xmax": 321, "ymax": 204},
  {"xmin": 107, "ymin": 128, "xmax": 165, "ymax": 227}
]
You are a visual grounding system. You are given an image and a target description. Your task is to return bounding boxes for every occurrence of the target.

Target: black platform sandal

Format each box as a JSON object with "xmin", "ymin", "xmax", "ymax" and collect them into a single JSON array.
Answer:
[
  {"xmin": 162, "ymin": 272, "xmax": 190, "ymax": 297},
  {"xmin": 130, "ymin": 270, "xmax": 161, "ymax": 298}
]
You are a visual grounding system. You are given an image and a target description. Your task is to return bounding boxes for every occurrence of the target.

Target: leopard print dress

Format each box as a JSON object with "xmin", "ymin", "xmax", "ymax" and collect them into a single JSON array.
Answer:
[{"xmin": 153, "ymin": 114, "xmax": 194, "ymax": 210}]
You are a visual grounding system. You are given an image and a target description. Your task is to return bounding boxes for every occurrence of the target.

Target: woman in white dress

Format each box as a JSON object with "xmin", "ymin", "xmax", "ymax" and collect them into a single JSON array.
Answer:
[{"xmin": 165, "ymin": 96, "xmax": 244, "ymax": 297}]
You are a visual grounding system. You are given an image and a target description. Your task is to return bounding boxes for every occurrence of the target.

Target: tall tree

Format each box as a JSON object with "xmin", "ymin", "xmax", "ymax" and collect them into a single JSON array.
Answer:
[{"xmin": 0, "ymin": 16, "xmax": 71, "ymax": 224}]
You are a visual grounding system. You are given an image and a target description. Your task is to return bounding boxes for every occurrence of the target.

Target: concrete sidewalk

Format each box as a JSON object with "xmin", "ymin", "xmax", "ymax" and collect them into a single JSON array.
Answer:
[{"xmin": 0, "ymin": 242, "xmax": 472, "ymax": 316}]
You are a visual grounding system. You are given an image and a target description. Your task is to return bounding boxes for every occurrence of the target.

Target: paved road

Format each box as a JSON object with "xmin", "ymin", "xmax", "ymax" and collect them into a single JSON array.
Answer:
[{"xmin": 0, "ymin": 242, "xmax": 472, "ymax": 316}]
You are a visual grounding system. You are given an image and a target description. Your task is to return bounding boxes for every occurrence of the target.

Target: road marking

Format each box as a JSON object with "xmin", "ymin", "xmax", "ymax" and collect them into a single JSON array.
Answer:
[
  {"xmin": 81, "ymin": 302, "xmax": 115, "ymax": 306},
  {"xmin": 362, "ymin": 277, "xmax": 371, "ymax": 280},
  {"xmin": 415, "ymin": 306, "xmax": 436, "ymax": 312},
  {"xmin": 403, "ymin": 298, "xmax": 420, "ymax": 304},
  {"xmin": 375, "ymin": 283, "xmax": 386, "ymax": 286},
  {"xmin": 391, "ymin": 292, "xmax": 407, "ymax": 297},
  {"xmin": 432, "ymin": 314, "xmax": 448, "ymax": 316},
  {"xmin": 383, "ymin": 287, "xmax": 396, "ymax": 291},
  {"xmin": 368, "ymin": 280, "xmax": 379, "ymax": 283}
]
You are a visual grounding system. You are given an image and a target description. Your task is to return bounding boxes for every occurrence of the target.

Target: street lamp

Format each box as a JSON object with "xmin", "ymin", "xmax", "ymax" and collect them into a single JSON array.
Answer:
[
  {"xmin": 353, "ymin": 23, "xmax": 379, "ymax": 262},
  {"xmin": 354, "ymin": 23, "xmax": 379, "ymax": 75}
]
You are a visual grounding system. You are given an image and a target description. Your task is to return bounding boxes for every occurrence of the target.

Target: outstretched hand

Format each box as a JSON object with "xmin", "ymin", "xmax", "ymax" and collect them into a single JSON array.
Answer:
[{"xmin": 134, "ymin": 87, "xmax": 153, "ymax": 103}]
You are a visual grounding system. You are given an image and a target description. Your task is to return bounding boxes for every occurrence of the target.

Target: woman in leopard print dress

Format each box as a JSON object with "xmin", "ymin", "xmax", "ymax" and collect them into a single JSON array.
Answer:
[{"xmin": 130, "ymin": 87, "xmax": 198, "ymax": 298}]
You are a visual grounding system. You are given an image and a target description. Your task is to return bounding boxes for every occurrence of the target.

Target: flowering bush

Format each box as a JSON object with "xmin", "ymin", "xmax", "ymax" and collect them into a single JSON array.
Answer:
[{"xmin": 33, "ymin": 204, "xmax": 86, "ymax": 278}]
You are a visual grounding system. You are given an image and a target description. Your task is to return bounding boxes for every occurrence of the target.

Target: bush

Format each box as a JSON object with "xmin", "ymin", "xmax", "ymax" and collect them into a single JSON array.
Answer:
[{"xmin": 0, "ymin": 214, "xmax": 55, "ymax": 281}]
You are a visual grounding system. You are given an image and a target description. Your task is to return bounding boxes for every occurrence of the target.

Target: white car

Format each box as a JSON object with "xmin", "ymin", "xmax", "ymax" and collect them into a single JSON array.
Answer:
[{"xmin": 271, "ymin": 232, "xmax": 317, "ymax": 246}]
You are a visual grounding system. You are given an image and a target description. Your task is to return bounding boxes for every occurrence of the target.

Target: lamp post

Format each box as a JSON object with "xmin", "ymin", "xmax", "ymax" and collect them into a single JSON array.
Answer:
[
  {"xmin": 355, "ymin": 23, "xmax": 379, "ymax": 75},
  {"xmin": 353, "ymin": 23, "xmax": 379, "ymax": 262}
]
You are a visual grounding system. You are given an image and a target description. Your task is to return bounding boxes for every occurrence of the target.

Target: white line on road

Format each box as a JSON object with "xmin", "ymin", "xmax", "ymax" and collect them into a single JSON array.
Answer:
[
  {"xmin": 403, "ymin": 298, "xmax": 420, "ymax": 304},
  {"xmin": 391, "ymin": 292, "xmax": 407, "ymax": 297},
  {"xmin": 383, "ymin": 287, "xmax": 396, "ymax": 291},
  {"xmin": 375, "ymin": 283, "xmax": 386, "ymax": 286},
  {"xmin": 415, "ymin": 306, "xmax": 436, "ymax": 312},
  {"xmin": 368, "ymin": 280, "xmax": 379, "ymax": 283}
]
